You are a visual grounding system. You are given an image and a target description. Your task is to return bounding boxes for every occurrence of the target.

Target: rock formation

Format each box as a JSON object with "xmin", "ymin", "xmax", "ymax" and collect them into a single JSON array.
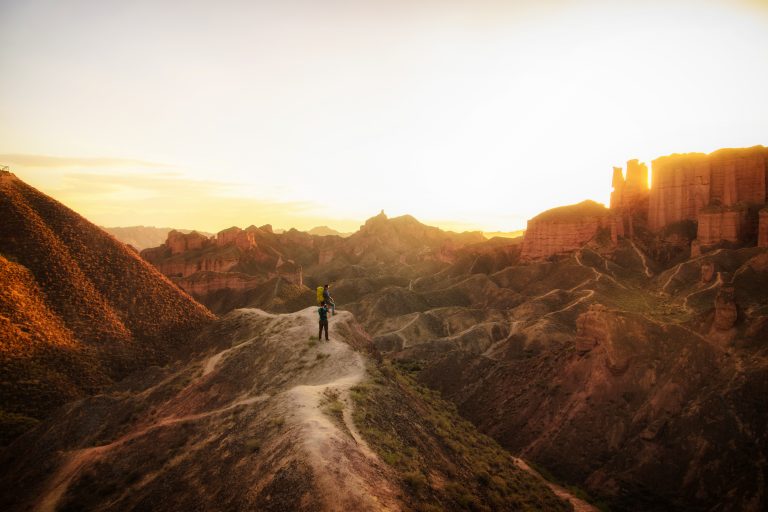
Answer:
[
  {"xmin": 710, "ymin": 275, "xmax": 738, "ymax": 344},
  {"xmin": 167, "ymin": 229, "xmax": 211, "ymax": 254},
  {"xmin": 521, "ymin": 200, "xmax": 610, "ymax": 260},
  {"xmin": 610, "ymin": 159, "xmax": 649, "ymax": 210},
  {"xmin": 713, "ymin": 282, "xmax": 737, "ymax": 331},
  {"xmin": 700, "ymin": 260, "xmax": 715, "ymax": 283},
  {"xmin": 216, "ymin": 226, "xmax": 256, "ymax": 250},
  {"xmin": 103, "ymin": 226, "xmax": 214, "ymax": 251},
  {"xmin": 574, "ymin": 304, "xmax": 609, "ymax": 354},
  {"xmin": 696, "ymin": 205, "xmax": 749, "ymax": 247},
  {"xmin": 610, "ymin": 159, "xmax": 650, "ymax": 239},
  {"xmin": 759, "ymin": 208, "xmax": 768, "ymax": 247},
  {"xmin": 648, "ymin": 146, "xmax": 768, "ymax": 232}
]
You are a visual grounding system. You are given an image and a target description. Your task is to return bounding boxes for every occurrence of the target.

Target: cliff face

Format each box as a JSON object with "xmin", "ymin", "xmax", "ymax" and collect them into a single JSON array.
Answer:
[
  {"xmin": 648, "ymin": 146, "xmax": 768, "ymax": 231},
  {"xmin": 610, "ymin": 159, "xmax": 649, "ymax": 209},
  {"xmin": 141, "ymin": 227, "xmax": 262, "ymax": 278},
  {"xmin": 696, "ymin": 206, "xmax": 749, "ymax": 246},
  {"xmin": 759, "ymin": 209, "xmax": 768, "ymax": 248},
  {"xmin": 216, "ymin": 226, "xmax": 256, "ymax": 250},
  {"xmin": 167, "ymin": 230, "xmax": 210, "ymax": 254},
  {"xmin": 521, "ymin": 200, "xmax": 610, "ymax": 260}
]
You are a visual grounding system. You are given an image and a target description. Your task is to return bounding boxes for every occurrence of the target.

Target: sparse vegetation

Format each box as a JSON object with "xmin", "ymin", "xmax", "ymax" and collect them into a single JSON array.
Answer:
[
  {"xmin": 350, "ymin": 362, "xmax": 572, "ymax": 511},
  {"xmin": 320, "ymin": 387, "xmax": 350, "ymax": 438}
]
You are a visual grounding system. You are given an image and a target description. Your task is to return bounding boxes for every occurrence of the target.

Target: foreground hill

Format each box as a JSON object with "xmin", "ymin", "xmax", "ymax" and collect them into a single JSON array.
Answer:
[
  {"xmin": 0, "ymin": 171, "xmax": 214, "ymax": 445},
  {"xmin": 0, "ymin": 308, "xmax": 574, "ymax": 512}
]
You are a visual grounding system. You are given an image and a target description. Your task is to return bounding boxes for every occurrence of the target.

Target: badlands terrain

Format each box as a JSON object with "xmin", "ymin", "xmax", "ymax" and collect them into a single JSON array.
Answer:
[{"xmin": 1, "ymin": 145, "xmax": 767, "ymax": 511}]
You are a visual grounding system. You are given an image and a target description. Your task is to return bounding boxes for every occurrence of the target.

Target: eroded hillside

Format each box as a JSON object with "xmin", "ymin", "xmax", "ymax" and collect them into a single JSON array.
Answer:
[
  {"xmin": 0, "ymin": 309, "xmax": 573, "ymax": 512},
  {"xmin": 0, "ymin": 172, "xmax": 214, "ymax": 446}
]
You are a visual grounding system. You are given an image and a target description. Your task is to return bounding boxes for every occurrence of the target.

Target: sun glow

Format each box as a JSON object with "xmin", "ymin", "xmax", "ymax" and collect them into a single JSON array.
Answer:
[{"xmin": 1, "ymin": 0, "xmax": 767, "ymax": 233}]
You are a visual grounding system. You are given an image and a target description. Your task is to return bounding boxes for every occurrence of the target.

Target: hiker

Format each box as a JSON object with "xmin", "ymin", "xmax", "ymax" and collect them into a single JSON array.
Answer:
[
  {"xmin": 322, "ymin": 283, "xmax": 335, "ymax": 316},
  {"xmin": 318, "ymin": 301, "xmax": 330, "ymax": 341},
  {"xmin": 316, "ymin": 285, "xmax": 325, "ymax": 306}
]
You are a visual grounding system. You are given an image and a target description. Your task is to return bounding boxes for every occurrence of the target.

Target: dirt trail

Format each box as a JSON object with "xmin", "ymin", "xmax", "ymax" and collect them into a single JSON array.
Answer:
[
  {"xmin": 34, "ymin": 392, "xmax": 271, "ymax": 512},
  {"xmin": 33, "ymin": 308, "xmax": 400, "ymax": 512},
  {"xmin": 683, "ymin": 273, "xmax": 723, "ymax": 311},
  {"xmin": 544, "ymin": 290, "xmax": 595, "ymax": 318},
  {"xmin": 513, "ymin": 458, "xmax": 599, "ymax": 512},
  {"xmin": 660, "ymin": 248, "xmax": 724, "ymax": 293},
  {"xmin": 281, "ymin": 309, "xmax": 400, "ymax": 511},
  {"xmin": 575, "ymin": 251, "xmax": 627, "ymax": 289},
  {"xmin": 629, "ymin": 241, "xmax": 653, "ymax": 278}
]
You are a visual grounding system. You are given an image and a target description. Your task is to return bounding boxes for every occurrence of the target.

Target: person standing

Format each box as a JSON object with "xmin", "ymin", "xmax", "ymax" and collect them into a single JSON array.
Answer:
[
  {"xmin": 322, "ymin": 284, "xmax": 335, "ymax": 316},
  {"xmin": 318, "ymin": 301, "xmax": 330, "ymax": 341}
]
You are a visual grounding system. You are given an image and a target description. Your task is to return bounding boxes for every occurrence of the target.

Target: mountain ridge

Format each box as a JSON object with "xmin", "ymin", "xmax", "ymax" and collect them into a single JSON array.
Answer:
[{"xmin": 0, "ymin": 171, "xmax": 214, "ymax": 446}]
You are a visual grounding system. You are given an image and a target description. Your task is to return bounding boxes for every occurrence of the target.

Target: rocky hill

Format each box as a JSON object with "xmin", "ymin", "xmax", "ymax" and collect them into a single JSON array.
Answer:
[
  {"xmin": 3, "ymin": 145, "xmax": 767, "ymax": 511},
  {"xmin": 336, "ymin": 228, "xmax": 768, "ymax": 510},
  {"xmin": 0, "ymin": 308, "xmax": 575, "ymax": 512},
  {"xmin": 0, "ymin": 171, "xmax": 214, "ymax": 446},
  {"xmin": 139, "ymin": 211, "xmax": 486, "ymax": 314},
  {"xmin": 102, "ymin": 226, "xmax": 214, "ymax": 251},
  {"xmin": 307, "ymin": 225, "xmax": 352, "ymax": 237},
  {"xmin": 520, "ymin": 200, "xmax": 612, "ymax": 260}
]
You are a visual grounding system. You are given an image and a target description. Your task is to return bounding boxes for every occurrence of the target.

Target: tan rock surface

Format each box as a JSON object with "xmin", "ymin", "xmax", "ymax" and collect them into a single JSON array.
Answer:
[
  {"xmin": 649, "ymin": 146, "xmax": 768, "ymax": 231},
  {"xmin": 696, "ymin": 207, "xmax": 748, "ymax": 246},
  {"xmin": 521, "ymin": 200, "xmax": 610, "ymax": 260},
  {"xmin": 759, "ymin": 209, "xmax": 768, "ymax": 248}
]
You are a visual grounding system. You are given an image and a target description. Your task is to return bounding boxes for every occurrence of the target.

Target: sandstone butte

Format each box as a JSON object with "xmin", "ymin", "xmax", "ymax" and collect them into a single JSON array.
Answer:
[
  {"xmin": 520, "ymin": 200, "xmax": 612, "ymax": 260},
  {"xmin": 521, "ymin": 145, "xmax": 768, "ymax": 260}
]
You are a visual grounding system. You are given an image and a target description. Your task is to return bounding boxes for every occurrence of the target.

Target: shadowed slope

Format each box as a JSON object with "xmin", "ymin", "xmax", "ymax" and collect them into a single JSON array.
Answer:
[{"xmin": 0, "ymin": 172, "xmax": 214, "ymax": 445}]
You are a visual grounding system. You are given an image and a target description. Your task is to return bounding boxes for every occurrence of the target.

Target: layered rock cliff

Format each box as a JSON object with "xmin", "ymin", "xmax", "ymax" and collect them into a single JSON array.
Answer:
[
  {"xmin": 610, "ymin": 159, "xmax": 649, "ymax": 210},
  {"xmin": 759, "ymin": 208, "xmax": 768, "ymax": 247},
  {"xmin": 648, "ymin": 146, "xmax": 768, "ymax": 231},
  {"xmin": 520, "ymin": 200, "xmax": 611, "ymax": 260},
  {"xmin": 696, "ymin": 205, "xmax": 749, "ymax": 246}
]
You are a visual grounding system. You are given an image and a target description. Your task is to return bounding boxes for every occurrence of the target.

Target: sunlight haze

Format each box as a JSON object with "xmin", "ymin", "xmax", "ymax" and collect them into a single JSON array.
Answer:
[{"xmin": 1, "ymin": 0, "xmax": 767, "ymax": 233}]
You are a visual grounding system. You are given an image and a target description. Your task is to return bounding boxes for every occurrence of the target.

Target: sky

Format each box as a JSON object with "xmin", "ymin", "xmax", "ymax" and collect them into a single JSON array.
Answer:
[{"xmin": 1, "ymin": 0, "xmax": 767, "ymax": 233}]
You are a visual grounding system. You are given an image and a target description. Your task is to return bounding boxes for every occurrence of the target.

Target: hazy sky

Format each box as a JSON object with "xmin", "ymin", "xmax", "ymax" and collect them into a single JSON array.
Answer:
[{"xmin": 1, "ymin": 0, "xmax": 767, "ymax": 233}]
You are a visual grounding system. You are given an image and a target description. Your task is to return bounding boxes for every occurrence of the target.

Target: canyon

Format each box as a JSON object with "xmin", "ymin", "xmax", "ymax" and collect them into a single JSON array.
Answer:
[{"xmin": 2, "ymin": 146, "xmax": 767, "ymax": 511}]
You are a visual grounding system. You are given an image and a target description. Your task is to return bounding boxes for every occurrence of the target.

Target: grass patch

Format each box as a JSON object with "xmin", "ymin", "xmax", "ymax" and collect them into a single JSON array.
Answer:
[{"xmin": 350, "ymin": 362, "xmax": 571, "ymax": 511}]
